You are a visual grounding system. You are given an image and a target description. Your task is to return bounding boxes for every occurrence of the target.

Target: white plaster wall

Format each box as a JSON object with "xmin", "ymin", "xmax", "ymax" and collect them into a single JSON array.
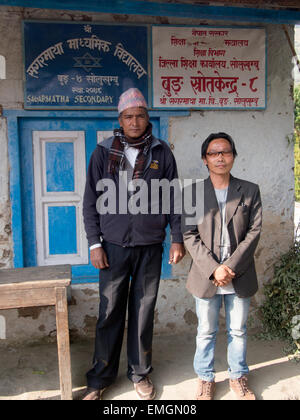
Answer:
[
  {"xmin": 0, "ymin": 6, "xmax": 295, "ymax": 343},
  {"xmin": 0, "ymin": 9, "xmax": 23, "ymax": 109}
]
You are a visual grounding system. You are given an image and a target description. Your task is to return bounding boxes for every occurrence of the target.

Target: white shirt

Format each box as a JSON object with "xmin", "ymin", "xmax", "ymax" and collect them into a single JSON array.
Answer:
[
  {"xmin": 124, "ymin": 144, "xmax": 139, "ymax": 168},
  {"xmin": 214, "ymin": 187, "xmax": 235, "ymax": 295}
]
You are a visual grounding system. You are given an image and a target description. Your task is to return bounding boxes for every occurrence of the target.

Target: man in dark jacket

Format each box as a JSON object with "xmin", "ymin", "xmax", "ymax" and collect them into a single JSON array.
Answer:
[
  {"xmin": 82, "ymin": 88, "xmax": 185, "ymax": 400},
  {"xmin": 183, "ymin": 132, "xmax": 262, "ymax": 400}
]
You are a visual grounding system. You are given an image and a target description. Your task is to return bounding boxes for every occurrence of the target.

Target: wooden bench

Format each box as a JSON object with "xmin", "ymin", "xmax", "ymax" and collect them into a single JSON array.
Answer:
[{"xmin": 0, "ymin": 264, "xmax": 72, "ymax": 400}]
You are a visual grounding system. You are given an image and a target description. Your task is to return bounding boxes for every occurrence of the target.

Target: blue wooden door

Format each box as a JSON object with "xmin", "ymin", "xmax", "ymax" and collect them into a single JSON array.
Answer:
[{"xmin": 19, "ymin": 116, "xmax": 161, "ymax": 283}]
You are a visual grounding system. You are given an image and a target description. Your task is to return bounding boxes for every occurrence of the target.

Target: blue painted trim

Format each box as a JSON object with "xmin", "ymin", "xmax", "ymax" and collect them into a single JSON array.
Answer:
[
  {"xmin": 3, "ymin": 110, "xmax": 189, "ymax": 119},
  {"xmin": 72, "ymin": 277, "xmax": 99, "ymax": 285},
  {"xmin": 6, "ymin": 116, "xmax": 24, "ymax": 267},
  {"xmin": 1, "ymin": 1, "xmax": 300, "ymax": 24}
]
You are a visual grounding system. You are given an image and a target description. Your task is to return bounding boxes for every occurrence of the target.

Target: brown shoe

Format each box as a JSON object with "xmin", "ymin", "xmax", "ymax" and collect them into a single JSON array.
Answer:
[
  {"xmin": 134, "ymin": 376, "xmax": 156, "ymax": 400},
  {"xmin": 196, "ymin": 379, "xmax": 216, "ymax": 400},
  {"xmin": 230, "ymin": 376, "xmax": 256, "ymax": 400},
  {"xmin": 82, "ymin": 387, "xmax": 106, "ymax": 400}
]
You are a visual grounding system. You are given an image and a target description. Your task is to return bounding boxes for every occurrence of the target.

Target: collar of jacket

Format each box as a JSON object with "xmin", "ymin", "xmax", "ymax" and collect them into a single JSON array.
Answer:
[
  {"xmin": 205, "ymin": 175, "xmax": 242, "ymax": 226},
  {"xmin": 99, "ymin": 135, "xmax": 163, "ymax": 172},
  {"xmin": 99, "ymin": 135, "xmax": 162, "ymax": 151}
]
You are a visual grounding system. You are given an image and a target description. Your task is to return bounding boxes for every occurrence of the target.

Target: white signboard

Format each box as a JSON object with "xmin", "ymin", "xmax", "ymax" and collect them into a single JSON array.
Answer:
[{"xmin": 152, "ymin": 26, "xmax": 266, "ymax": 109}]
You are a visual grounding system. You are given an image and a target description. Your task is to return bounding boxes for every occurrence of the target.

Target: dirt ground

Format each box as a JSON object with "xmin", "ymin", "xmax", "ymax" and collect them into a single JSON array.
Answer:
[{"xmin": 0, "ymin": 332, "xmax": 299, "ymax": 401}]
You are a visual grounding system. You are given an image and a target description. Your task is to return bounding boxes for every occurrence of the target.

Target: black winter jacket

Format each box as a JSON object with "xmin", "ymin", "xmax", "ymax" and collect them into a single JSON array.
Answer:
[{"xmin": 83, "ymin": 136, "xmax": 183, "ymax": 247}]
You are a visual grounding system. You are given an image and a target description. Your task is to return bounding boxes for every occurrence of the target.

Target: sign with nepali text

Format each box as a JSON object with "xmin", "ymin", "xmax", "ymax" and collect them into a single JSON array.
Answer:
[
  {"xmin": 152, "ymin": 25, "xmax": 266, "ymax": 109},
  {"xmin": 23, "ymin": 21, "xmax": 149, "ymax": 109}
]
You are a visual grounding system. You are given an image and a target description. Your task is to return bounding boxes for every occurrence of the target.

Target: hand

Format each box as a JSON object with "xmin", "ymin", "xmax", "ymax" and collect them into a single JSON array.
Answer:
[
  {"xmin": 213, "ymin": 265, "xmax": 235, "ymax": 287},
  {"xmin": 169, "ymin": 243, "xmax": 185, "ymax": 264},
  {"xmin": 90, "ymin": 247, "xmax": 109, "ymax": 269}
]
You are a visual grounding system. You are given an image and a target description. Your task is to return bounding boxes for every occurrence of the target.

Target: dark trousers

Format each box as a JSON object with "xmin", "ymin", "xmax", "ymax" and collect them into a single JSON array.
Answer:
[{"xmin": 86, "ymin": 241, "xmax": 163, "ymax": 389}]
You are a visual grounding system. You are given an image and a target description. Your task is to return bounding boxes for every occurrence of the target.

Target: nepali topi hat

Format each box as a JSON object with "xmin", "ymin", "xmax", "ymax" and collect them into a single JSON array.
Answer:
[{"xmin": 118, "ymin": 88, "xmax": 148, "ymax": 114}]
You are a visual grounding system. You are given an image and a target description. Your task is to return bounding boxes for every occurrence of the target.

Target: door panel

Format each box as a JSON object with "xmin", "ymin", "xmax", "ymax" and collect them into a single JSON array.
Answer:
[
  {"xmin": 48, "ymin": 205, "xmax": 77, "ymax": 254},
  {"xmin": 33, "ymin": 130, "xmax": 87, "ymax": 266},
  {"xmin": 45, "ymin": 141, "xmax": 75, "ymax": 192}
]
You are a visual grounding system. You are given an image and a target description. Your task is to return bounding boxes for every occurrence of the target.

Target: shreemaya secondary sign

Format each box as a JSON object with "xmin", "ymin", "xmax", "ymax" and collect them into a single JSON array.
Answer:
[
  {"xmin": 23, "ymin": 21, "xmax": 149, "ymax": 109},
  {"xmin": 23, "ymin": 21, "xmax": 266, "ymax": 110}
]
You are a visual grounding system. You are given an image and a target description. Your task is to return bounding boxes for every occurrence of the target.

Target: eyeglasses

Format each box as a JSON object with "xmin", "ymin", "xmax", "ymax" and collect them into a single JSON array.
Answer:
[{"xmin": 206, "ymin": 150, "xmax": 233, "ymax": 158}]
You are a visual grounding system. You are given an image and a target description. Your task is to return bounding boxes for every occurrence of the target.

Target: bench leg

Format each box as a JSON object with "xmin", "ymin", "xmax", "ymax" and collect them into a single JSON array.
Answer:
[{"xmin": 55, "ymin": 286, "xmax": 72, "ymax": 400}]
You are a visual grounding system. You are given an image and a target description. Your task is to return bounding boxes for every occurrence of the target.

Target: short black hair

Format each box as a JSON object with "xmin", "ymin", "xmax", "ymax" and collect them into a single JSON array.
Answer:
[{"xmin": 201, "ymin": 132, "xmax": 238, "ymax": 158}]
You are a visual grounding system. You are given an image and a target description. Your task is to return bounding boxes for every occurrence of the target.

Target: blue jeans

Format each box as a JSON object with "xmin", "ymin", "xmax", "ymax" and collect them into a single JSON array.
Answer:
[{"xmin": 194, "ymin": 294, "xmax": 251, "ymax": 382}]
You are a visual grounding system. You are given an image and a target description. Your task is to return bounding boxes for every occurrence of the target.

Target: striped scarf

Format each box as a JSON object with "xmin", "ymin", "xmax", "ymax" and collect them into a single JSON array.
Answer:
[{"xmin": 108, "ymin": 123, "xmax": 153, "ymax": 179}]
